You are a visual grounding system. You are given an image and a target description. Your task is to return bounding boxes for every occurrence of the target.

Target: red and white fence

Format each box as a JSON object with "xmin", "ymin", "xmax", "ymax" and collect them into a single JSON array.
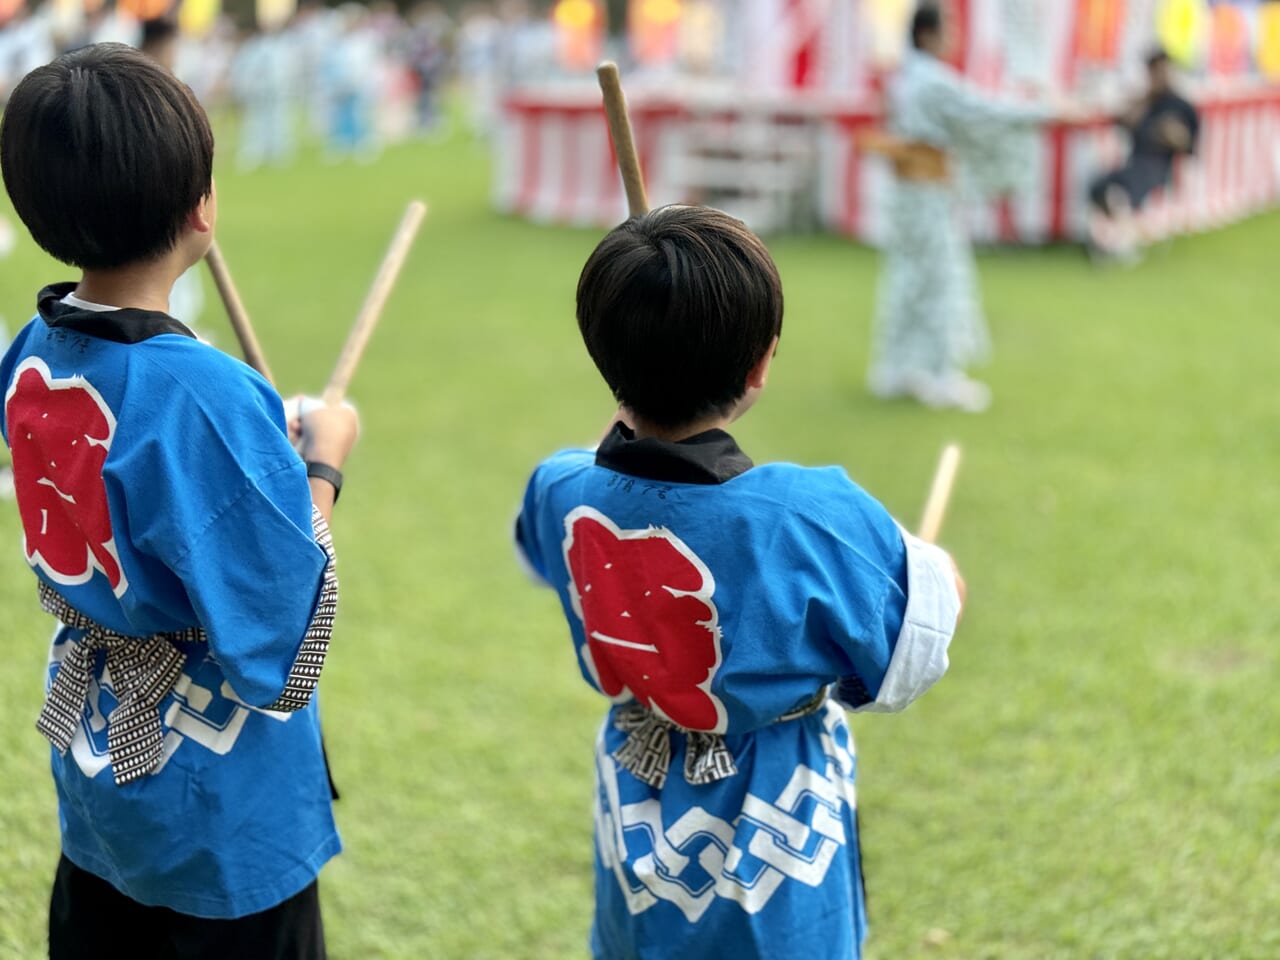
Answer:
[{"xmin": 494, "ymin": 83, "xmax": 1280, "ymax": 244}]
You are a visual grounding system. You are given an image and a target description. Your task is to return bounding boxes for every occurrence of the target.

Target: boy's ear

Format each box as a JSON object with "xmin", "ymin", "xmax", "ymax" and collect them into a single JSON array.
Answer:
[
  {"xmin": 188, "ymin": 197, "xmax": 213, "ymax": 235},
  {"xmin": 745, "ymin": 335, "xmax": 779, "ymax": 391},
  {"xmin": 188, "ymin": 184, "xmax": 216, "ymax": 235}
]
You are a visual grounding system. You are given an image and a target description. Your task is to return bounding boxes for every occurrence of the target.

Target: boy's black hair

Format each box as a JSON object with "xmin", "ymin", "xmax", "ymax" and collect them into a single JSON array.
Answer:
[
  {"xmin": 0, "ymin": 43, "xmax": 214, "ymax": 271},
  {"xmin": 576, "ymin": 205, "xmax": 783, "ymax": 430},
  {"xmin": 1146, "ymin": 48, "xmax": 1172, "ymax": 70},
  {"xmin": 911, "ymin": 6, "xmax": 943, "ymax": 49}
]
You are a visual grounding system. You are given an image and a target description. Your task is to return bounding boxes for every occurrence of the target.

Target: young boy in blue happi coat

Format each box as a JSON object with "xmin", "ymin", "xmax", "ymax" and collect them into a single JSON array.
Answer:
[
  {"xmin": 0, "ymin": 43, "xmax": 358, "ymax": 959},
  {"xmin": 516, "ymin": 205, "xmax": 966, "ymax": 960}
]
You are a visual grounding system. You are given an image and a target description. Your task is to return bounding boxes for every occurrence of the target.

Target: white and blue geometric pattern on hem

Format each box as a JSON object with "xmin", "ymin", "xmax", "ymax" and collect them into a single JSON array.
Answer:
[
  {"xmin": 48, "ymin": 630, "xmax": 294, "ymax": 782},
  {"xmin": 595, "ymin": 700, "xmax": 857, "ymax": 925},
  {"xmin": 36, "ymin": 505, "xmax": 338, "ymax": 785}
]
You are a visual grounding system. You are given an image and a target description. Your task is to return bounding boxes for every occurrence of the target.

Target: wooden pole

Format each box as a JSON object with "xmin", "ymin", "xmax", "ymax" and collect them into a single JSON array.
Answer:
[
  {"xmin": 322, "ymin": 200, "xmax": 427, "ymax": 406},
  {"xmin": 596, "ymin": 61, "xmax": 650, "ymax": 218},
  {"xmin": 917, "ymin": 444, "xmax": 962, "ymax": 544},
  {"xmin": 205, "ymin": 240, "xmax": 275, "ymax": 385}
]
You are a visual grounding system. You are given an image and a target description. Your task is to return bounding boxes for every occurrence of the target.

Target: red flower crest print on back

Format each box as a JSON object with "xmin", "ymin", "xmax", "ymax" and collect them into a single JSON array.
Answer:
[
  {"xmin": 563, "ymin": 506, "xmax": 727, "ymax": 732},
  {"xmin": 5, "ymin": 358, "xmax": 128, "ymax": 596}
]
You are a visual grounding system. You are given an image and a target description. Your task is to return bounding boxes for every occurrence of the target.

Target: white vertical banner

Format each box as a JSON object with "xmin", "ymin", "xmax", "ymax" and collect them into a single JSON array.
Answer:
[
  {"xmin": 999, "ymin": 0, "xmax": 1055, "ymax": 90},
  {"xmin": 738, "ymin": 0, "xmax": 787, "ymax": 91},
  {"xmin": 965, "ymin": 0, "xmax": 1009, "ymax": 89},
  {"xmin": 737, "ymin": 0, "xmax": 860, "ymax": 91},
  {"xmin": 820, "ymin": 0, "xmax": 866, "ymax": 94}
]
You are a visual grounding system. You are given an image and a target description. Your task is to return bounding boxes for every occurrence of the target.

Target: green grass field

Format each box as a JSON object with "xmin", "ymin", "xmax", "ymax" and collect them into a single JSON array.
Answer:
[{"xmin": 1, "ymin": 118, "xmax": 1277, "ymax": 959}]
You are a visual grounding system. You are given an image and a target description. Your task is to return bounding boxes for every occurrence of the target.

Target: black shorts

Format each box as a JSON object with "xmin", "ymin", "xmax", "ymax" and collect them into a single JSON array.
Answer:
[
  {"xmin": 1088, "ymin": 157, "xmax": 1173, "ymax": 214},
  {"xmin": 49, "ymin": 855, "xmax": 326, "ymax": 960}
]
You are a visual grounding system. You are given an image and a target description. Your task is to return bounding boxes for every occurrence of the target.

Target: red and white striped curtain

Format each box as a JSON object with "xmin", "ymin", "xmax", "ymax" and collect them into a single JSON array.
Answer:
[{"xmin": 737, "ymin": 0, "xmax": 865, "ymax": 93}]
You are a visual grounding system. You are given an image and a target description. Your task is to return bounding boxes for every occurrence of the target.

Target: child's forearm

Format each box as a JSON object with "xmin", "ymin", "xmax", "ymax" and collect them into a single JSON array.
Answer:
[
  {"xmin": 298, "ymin": 403, "xmax": 359, "ymax": 524},
  {"xmin": 309, "ymin": 476, "xmax": 338, "ymax": 525}
]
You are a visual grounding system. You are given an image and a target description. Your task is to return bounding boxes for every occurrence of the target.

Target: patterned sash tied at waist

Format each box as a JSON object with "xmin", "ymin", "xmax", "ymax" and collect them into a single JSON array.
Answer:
[
  {"xmin": 612, "ymin": 687, "xmax": 830, "ymax": 790},
  {"xmin": 35, "ymin": 581, "xmax": 204, "ymax": 787}
]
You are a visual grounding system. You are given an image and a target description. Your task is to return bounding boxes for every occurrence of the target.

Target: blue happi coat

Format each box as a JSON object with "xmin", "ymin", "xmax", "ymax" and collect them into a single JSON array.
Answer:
[
  {"xmin": 0, "ymin": 284, "xmax": 340, "ymax": 919},
  {"xmin": 517, "ymin": 424, "xmax": 960, "ymax": 959}
]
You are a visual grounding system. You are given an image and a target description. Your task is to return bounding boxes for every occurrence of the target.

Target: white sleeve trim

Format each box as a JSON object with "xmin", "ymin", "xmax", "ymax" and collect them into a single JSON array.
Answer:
[{"xmin": 853, "ymin": 525, "xmax": 960, "ymax": 714}]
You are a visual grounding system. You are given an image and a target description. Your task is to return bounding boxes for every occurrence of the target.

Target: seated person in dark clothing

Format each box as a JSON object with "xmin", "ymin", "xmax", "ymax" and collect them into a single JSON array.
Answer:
[{"xmin": 1088, "ymin": 50, "xmax": 1199, "ymax": 259}]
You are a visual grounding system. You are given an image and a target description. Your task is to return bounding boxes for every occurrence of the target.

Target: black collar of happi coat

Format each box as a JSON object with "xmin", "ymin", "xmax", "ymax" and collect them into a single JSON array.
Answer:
[
  {"xmin": 595, "ymin": 422, "xmax": 754, "ymax": 485},
  {"xmin": 37, "ymin": 282, "xmax": 197, "ymax": 344}
]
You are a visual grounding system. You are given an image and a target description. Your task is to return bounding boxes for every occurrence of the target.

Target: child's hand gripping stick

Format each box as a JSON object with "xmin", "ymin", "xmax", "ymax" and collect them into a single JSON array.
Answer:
[
  {"xmin": 283, "ymin": 393, "xmax": 360, "ymax": 456},
  {"xmin": 282, "ymin": 394, "xmax": 326, "ymax": 454},
  {"xmin": 298, "ymin": 399, "xmax": 360, "ymax": 468}
]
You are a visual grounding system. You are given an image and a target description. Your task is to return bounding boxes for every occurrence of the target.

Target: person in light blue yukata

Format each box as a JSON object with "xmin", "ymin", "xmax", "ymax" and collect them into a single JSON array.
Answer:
[
  {"xmin": 869, "ymin": 5, "xmax": 1059, "ymax": 413},
  {"xmin": 517, "ymin": 205, "xmax": 966, "ymax": 959}
]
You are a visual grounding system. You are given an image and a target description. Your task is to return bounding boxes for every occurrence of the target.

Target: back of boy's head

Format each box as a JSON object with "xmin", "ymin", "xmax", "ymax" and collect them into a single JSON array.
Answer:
[
  {"xmin": 0, "ymin": 43, "xmax": 213, "ymax": 271},
  {"xmin": 576, "ymin": 205, "xmax": 784, "ymax": 430}
]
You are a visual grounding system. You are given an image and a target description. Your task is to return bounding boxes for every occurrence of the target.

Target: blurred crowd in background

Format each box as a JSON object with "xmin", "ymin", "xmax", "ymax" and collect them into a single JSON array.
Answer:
[
  {"xmin": 0, "ymin": 1, "xmax": 546, "ymax": 167},
  {"xmin": 0, "ymin": 0, "xmax": 749, "ymax": 169}
]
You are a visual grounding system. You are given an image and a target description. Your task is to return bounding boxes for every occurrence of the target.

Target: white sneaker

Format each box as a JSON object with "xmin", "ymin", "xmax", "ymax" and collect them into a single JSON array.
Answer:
[{"xmin": 915, "ymin": 372, "xmax": 991, "ymax": 413}]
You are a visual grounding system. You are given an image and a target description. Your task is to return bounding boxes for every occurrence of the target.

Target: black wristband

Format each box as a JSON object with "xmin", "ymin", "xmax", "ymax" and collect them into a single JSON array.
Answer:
[{"xmin": 305, "ymin": 462, "xmax": 343, "ymax": 503}]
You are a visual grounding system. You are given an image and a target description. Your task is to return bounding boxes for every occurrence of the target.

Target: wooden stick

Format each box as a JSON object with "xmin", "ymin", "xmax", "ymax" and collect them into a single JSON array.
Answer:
[
  {"xmin": 596, "ymin": 61, "xmax": 650, "ymax": 218},
  {"xmin": 322, "ymin": 200, "xmax": 427, "ymax": 406},
  {"xmin": 917, "ymin": 443, "xmax": 962, "ymax": 544},
  {"xmin": 205, "ymin": 240, "xmax": 275, "ymax": 385}
]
